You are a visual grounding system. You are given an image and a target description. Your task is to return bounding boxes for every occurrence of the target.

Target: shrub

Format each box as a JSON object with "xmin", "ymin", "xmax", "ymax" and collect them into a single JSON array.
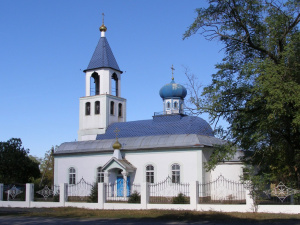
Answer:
[
  {"xmin": 88, "ymin": 182, "xmax": 98, "ymax": 203},
  {"xmin": 128, "ymin": 191, "xmax": 141, "ymax": 203},
  {"xmin": 172, "ymin": 193, "xmax": 189, "ymax": 204},
  {"xmin": 53, "ymin": 193, "xmax": 60, "ymax": 202}
]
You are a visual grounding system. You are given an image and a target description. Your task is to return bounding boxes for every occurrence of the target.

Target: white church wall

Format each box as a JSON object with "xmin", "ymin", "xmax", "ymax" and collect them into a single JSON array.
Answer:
[
  {"xmin": 211, "ymin": 163, "xmax": 244, "ymax": 182},
  {"xmin": 124, "ymin": 148, "xmax": 203, "ymax": 183},
  {"xmin": 54, "ymin": 153, "xmax": 112, "ymax": 185},
  {"xmin": 54, "ymin": 148, "xmax": 206, "ymax": 185},
  {"xmin": 202, "ymin": 149, "xmax": 212, "ymax": 184},
  {"xmin": 79, "ymin": 95, "xmax": 107, "ymax": 130},
  {"xmin": 78, "ymin": 95, "xmax": 126, "ymax": 141}
]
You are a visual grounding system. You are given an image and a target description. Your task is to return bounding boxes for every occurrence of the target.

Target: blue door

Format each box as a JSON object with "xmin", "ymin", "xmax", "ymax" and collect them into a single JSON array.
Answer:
[{"xmin": 117, "ymin": 176, "xmax": 130, "ymax": 197}]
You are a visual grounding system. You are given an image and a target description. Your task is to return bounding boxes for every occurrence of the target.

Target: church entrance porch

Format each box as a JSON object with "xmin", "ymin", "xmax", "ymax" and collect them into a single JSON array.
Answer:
[
  {"xmin": 105, "ymin": 170, "xmax": 134, "ymax": 201},
  {"xmin": 101, "ymin": 158, "xmax": 136, "ymax": 201}
]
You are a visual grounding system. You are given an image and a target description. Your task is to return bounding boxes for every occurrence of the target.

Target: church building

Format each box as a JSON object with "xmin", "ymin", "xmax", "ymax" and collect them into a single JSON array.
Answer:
[{"xmin": 54, "ymin": 21, "xmax": 243, "ymax": 193}]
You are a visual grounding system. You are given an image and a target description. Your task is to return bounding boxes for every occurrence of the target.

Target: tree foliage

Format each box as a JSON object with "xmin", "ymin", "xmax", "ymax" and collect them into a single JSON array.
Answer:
[
  {"xmin": 0, "ymin": 138, "xmax": 40, "ymax": 184},
  {"xmin": 38, "ymin": 147, "xmax": 55, "ymax": 187},
  {"xmin": 184, "ymin": 0, "xmax": 300, "ymax": 186}
]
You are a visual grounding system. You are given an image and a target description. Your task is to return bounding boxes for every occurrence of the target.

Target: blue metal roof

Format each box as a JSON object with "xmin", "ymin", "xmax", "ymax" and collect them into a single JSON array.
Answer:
[
  {"xmin": 84, "ymin": 37, "xmax": 121, "ymax": 72},
  {"xmin": 96, "ymin": 115, "xmax": 214, "ymax": 140}
]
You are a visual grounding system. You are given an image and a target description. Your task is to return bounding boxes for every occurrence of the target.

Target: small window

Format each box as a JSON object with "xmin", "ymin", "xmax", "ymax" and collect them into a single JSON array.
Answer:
[
  {"xmin": 171, "ymin": 164, "xmax": 180, "ymax": 183},
  {"xmin": 95, "ymin": 101, "xmax": 100, "ymax": 114},
  {"xmin": 110, "ymin": 101, "xmax": 115, "ymax": 115},
  {"xmin": 146, "ymin": 165, "xmax": 154, "ymax": 183},
  {"xmin": 167, "ymin": 102, "xmax": 170, "ymax": 108},
  {"xmin": 174, "ymin": 102, "xmax": 178, "ymax": 109},
  {"xmin": 97, "ymin": 167, "xmax": 104, "ymax": 183},
  {"xmin": 69, "ymin": 167, "xmax": 76, "ymax": 185},
  {"xmin": 85, "ymin": 102, "xmax": 91, "ymax": 115},
  {"xmin": 118, "ymin": 103, "xmax": 122, "ymax": 117}
]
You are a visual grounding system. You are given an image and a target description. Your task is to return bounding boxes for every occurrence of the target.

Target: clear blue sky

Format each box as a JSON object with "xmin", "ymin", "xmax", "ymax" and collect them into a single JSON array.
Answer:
[{"xmin": 0, "ymin": 0, "xmax": 225, "ymax": 158}]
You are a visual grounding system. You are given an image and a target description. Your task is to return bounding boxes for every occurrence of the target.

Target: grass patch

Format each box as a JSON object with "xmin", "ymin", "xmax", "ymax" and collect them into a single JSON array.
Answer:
[{"xmin": 7, "ymin": 207, "xmax": 300, "ymax": 222}]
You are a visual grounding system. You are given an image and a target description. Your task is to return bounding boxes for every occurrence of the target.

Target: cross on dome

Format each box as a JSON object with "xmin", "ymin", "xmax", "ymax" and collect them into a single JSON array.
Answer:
[
  {"xmin": 171, "ymin": 64, "xmax": 175, "ymax": 80},
  {"xmin": 114, "ymin": 127, "xmax": 120, "ymax": 138},
  {"xmin": 99, "ymin": 12, "xmax": 107, "ymax": 33}
]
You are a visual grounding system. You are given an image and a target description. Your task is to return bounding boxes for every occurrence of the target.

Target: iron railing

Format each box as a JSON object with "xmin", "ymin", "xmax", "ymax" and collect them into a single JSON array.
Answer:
[
  {"xmin": 198, "ymin": 175, "xmax": 246, "ymax": 204},
  {"xmin": 149, "ymin": 176, "xmax": 190, "ymax": 204},
  {"xmin": 105, "ymin": 181, "xmax": 141, "ymax": 202},
  {"xmin": 256, "ymin": 182, "xmax": 300, "ymax": 205},
  {"xmin": 67, "ymin": 178, "xmax": 93, "ymax": 202}
]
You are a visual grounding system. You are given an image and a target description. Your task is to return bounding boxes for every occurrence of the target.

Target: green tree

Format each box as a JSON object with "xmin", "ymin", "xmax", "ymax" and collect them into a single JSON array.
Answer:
[
  {"xmin": 184, "ymin": 0, "xmax": 300, "ymax": 186},
  {"xmin": 0, "ymin": 138, "xmax": 40, "ymax": 184},
  {"xmin": 39, "ymin": 147, "xmax": 55, "ymax": 187}
]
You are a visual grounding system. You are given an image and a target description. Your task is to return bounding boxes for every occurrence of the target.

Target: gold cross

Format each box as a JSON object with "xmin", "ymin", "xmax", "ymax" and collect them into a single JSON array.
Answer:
[
  {"xmin": 114, "ymin": 127, "xmax": 120, "ymax": 138},
  {"xmin": 102, "ymin": 13, "xmax": 105, "ymax": 25},
  {"xmin": 171, "ymin": 64, "xmax": 175, "ymax": 80}
]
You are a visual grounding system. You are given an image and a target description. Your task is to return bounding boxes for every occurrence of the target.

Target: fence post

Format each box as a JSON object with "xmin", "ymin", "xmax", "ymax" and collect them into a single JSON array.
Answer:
[
  {"xmin": 98, "ymin": 183, "xmax": 105, "ymax": 209},
  {"xmin": 141, "ymin": 182, "xmax": 149, "ymax": 209},
  {"xmin": 245, "ymin": 189, "xmax": 255, "ymax": 211},
  {"xmin": 26, "ymin": 183, "xmax": 34, "ymax": 207},
  {"xmin": 0, "ymin": 184, "xmax": 3, "ymax": 201},
  {"xmin": 60, "ymin": 183, "xmax": 68, "ymax": 206},
  {"xmin": 190, "ymin": 181, "xmax": 198, "ymax": 210}
]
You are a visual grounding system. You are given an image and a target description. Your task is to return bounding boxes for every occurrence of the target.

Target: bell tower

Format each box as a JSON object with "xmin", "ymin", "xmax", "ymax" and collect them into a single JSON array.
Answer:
[{"xmin": 78, "ymin": 16, "xmax": 127, "ymax": 141}]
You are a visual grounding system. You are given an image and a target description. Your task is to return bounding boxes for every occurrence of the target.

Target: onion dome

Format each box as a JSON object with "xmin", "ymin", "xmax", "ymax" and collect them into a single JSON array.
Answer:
[
  {"xmin": 159, "ymin": 79, "xmax": 187, "ymax": 100},
  {"xmin": 112, "ymin": 139, "xmax": 122, "ymax": 149},
  {"xmin": 99, "ymin": 24, "xmax": 107, "ymax": 32}
]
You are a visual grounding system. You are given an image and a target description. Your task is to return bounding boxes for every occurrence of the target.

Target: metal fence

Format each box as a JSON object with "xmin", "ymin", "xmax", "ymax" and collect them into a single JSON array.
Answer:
[
  {"xmin": 67, "ymin": 178, "xmax": 93, "ymax": 202},
  {"xmin": 199, "ymin": 175, "xmax": 246, "ymax": 204},
  {"xmin": 257, "ymin": 182, "xmax": 300, "ymax": 205},
  {"xmin": 3, "ymin": 184, "xmax": 26, "ymax": 201},
  {"xmin": 35, "ymin": 185, "xmax": 60, "ymax": 202},
  {"xmin": 105, "ymin": 181, "xmax": 141, "ymax": 202},
  {"xmin": 149, "ymin": 176, "xmax": 190, "ymax": 204}
]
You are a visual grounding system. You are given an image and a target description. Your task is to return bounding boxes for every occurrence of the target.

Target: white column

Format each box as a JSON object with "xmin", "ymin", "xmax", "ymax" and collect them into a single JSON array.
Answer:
[
  {"xmin": 190, "ymin": 181, "xmax": 199, "ymax": 210},
  {"xmin": 104, "ymin": 172, "xmax": 110, "ymax": 184},
  {"xmin": 0, "ymin": 184, "xmax": 3, "ymax": 201},
  {"xmin": 85, "ymin": 72, "xmax": 91, "ymax": 96},
  {"xmin": 26, "ymin": 183, "xmax": 34, "ymax": 207},
  {"xmin": 98, "ymin": 183, "xmax": 105, "ymax": 209},
  {"xmin": 122, "ymin": 171, "xmax": 128, "ymax": 200},
  {"xmin": 60, "ymin": 183, "xmax": 68, "ymax": 206},
  {"xmin": 141, "ymin": 182, "xmax": 149, "ymax": 209}
]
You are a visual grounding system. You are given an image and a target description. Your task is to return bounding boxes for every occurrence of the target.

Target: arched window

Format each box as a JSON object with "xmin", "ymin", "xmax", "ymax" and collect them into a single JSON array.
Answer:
[
  {"xmin": 146, "ymin": 165, "xmax": 154, "ymax": 183},
  {"xmin": 85, "ymin": 102, "xmax": 91, "ymax": 115},
  {"xmin": 112, "ymin": 73, "xmax": 119, "ymax": 97},
  {"xmin": 171, "ymin": 164, "xmax": 180, "ymax": 183},
  {"xmin": 97, "ymin": 167, "xmax": 104, "ymax": 183},
  {"xmin": 95, "ymin": 101, "xmax": 100, "ymax": 114},
  {"xmin": 69, "ymin": 167, "xmax": 76, "ymax": 185},
  {"xmin": 118, "ymin": 103, "xmax": 122, "ymax": 117},
  {"xmin": 110, "ymin": 101, "xmax": 115, "ymax": 115},
  {"xmin": 91, "ymin": 72, "xmax": 100, "ymax": 95},
  {"xmin": 167, "ymin": 102, "xmax": 170, "ymax": 108},
  {"xmin": 174, "ymin": 102, "xmax": 178, "ymax": 109}
]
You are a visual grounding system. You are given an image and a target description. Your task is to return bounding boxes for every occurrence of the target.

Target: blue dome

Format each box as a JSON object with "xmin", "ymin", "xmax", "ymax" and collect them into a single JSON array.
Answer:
[{"xmin": 159, "ymin": 80, "xmax": 187, "ymax": 99}]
